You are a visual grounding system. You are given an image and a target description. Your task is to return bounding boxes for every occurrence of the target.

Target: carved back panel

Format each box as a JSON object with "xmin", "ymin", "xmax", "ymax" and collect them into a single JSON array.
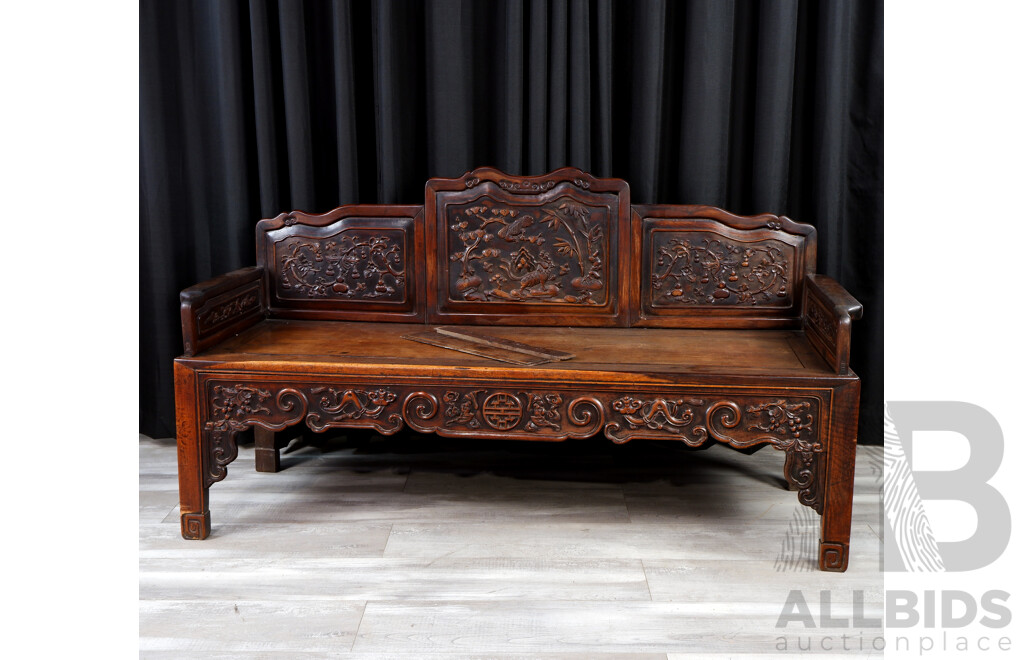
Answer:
[
  {"xmin": 254, "ymin": 171, "xmax": 819, "ymax": 329},
  {"xmin": 425, "ymin": 167, "xmax": 632, "ymax": 326},
  {"xmin": 256, "ymin": 205, "xmax": 424, "ymax": 322},
  {"xmin": 633, "ymin": 205, "xmax": 816, "ymax": 328}
]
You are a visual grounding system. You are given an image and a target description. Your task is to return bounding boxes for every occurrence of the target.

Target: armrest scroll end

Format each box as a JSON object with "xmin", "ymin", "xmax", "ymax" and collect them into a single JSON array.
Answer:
[
  {"xmin": 802, "ymin": 274, "xmax": 862, "ymax": 375},
  {"xmin": 180, "ymin": 267, "xmax": 266, "ymax": 357}
]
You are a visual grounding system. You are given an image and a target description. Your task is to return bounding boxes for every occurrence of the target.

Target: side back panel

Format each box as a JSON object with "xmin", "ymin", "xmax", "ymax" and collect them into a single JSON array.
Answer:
[
  {"xmin": 256, "ymin": 205, "xmax": 425, "ymax": 322},
  {"xmin": 633, "ymin": 205, "xmax": 816, "ymax": 328}
]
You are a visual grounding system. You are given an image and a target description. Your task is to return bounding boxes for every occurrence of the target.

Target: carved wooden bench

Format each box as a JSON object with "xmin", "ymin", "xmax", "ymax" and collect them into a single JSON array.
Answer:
[{"xmin": 175, "ymin": 167, "xmax": 863, "ymax": 571}]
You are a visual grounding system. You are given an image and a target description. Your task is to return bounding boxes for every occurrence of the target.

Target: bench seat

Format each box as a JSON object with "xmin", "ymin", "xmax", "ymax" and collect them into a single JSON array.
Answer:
[{"xmin": 199, "ymin": 320, "xmax": 839, "ymax": 380}]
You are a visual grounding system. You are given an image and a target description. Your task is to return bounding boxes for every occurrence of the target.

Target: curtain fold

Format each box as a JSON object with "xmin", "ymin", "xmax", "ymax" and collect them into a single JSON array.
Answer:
[
  {"xmin": 749, "ymin": 0, "xmax": 797, "ymax": 211},
  {"xmin": 140, "ymin": 0, "xmax": 883, "ymax": 443}
]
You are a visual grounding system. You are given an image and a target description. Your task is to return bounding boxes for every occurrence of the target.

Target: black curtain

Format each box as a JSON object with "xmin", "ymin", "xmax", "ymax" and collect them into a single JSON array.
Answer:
[{"xmin": 141, "ymin": 0, "xmax": 883, "ymax": 443}]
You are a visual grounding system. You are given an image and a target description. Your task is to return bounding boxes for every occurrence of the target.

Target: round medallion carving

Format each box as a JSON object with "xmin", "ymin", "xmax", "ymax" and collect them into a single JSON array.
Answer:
[{"xmin": 482, "ymin": 392, "xmax": 523, "ymax": 430}]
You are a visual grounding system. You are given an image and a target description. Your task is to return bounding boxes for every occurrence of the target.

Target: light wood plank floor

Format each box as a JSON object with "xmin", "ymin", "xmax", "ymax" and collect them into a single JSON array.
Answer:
[{"xmin": 140, "ymin": 430, "xmax": 883, "ymax": 658}]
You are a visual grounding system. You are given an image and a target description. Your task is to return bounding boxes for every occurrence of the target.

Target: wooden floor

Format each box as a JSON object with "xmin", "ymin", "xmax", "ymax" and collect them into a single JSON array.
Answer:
[{"xmin": 140, "ymin": 430, "xmax": 883, "ymax": 658}]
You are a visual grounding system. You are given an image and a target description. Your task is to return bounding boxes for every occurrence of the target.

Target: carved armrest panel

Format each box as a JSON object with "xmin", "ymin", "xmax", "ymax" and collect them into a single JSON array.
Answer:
[
  {"xmin": 802, "ymin": 274, "xmax": 863, "ymax": 375},
  {"xmin": 180, "ymin": 266, "xmax": 265, "ymax": 356}
]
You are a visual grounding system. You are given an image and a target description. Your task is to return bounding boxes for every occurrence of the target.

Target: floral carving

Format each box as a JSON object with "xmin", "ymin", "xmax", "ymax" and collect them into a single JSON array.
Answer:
[
  {"xmin": 604, "ymin": 395, "xmax": 821, "ymax": 452},
  {"xmin": 524, "ymin": 393, "xmax": 562, "ymax": 431},
  {"xmin": 745, "ymin": 400, "xmax": 813, "ymax": 440},
  {"xmin": 651, "ymin": 234, "xmax": 790, "ymax": 306},
  {"xmin": 498, "ymin": 180, "xmax": 556, "ymax": 192},
  {"xmin": 414, "ymin": 390, "xmax": 602, "ymax": 439},
  {"xmin": 603, "ymin": 395, "xmax": 823, "ymax": 511},
  {"xmin": 279, "ymin": 232, "xmax": 405, "ymax": 300},
  {"xmin": 206, "ymin": 385, "xmax": 272, "ymax": 432},
  {"xmin": 493, "ymin": 177, "xmax": 590, "ymax": 191},
  {"xmin": 198, "ymin": 287, "xmax": 260, "ymax": 333},
  {"xmin": 785, "ymin": 448, "xmax": 823, "ymax": 513},
  {"xmin": 203, "ymin": 385, "xmax": 308, "ymax": 486},
  {"xmin": 201, "ymin": 383, "xmax": 404, "ymax": 486},
  {"xmin": 443, "ymin": 390, "xmax": 482, "ymax": 428},
  {"xmin": 806, "ymin": 295, "xmax": 837, "ymax": 341},
  {"xmin": 448, "ymin": 201, "xmax": 606, "ymax": 304},
  {"xmin": 196, "ymin": 383, "xmax": 825, "ymax": 514}
]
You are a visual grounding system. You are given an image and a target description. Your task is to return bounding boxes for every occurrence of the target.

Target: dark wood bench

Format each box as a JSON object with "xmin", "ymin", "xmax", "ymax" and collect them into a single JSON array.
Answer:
[{"xmin": 175, "ymin": 167, "xmax": 863, "ymax": 571}]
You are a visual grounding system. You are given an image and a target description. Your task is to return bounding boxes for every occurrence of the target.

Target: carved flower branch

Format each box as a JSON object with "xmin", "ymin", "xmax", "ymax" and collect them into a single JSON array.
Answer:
[
  {"xmin": 448, "ymin": 202, "xmax": 605, "ymax": 304},
  {"xmin": 280, "ymin": 235, "xmax": 405, "ymax": 299},
  {"xmin": 652, "ymin": 238, "xmax": 788, "ymax": 305}
]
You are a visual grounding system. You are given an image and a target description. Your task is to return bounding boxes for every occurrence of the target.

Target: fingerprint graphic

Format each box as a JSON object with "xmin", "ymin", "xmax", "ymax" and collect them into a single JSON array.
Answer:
[
  {"xmin": 774, "ymin": 505, "xmax": 817, "ymax": 572},
  {"xmin": 884, "ymin": 402, "xmax": 945, "ymax": 571}
]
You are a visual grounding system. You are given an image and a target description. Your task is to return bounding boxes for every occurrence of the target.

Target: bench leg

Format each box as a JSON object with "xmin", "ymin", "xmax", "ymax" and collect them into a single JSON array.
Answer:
[
  {"xmin": 818, "ymin": 380, "xmax": 861, "ymax": 571},
  {"xmin": 254, "ymin": 427, "xmax": 281, "ymax": 473},
  {"xmin": 174, "ymin": 362, "xmax": 210, "ymax": 539}
]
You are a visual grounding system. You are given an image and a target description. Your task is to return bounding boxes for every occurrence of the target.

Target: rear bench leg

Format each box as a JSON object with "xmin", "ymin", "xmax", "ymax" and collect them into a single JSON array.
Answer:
[
  {"xmin": 818, "ymin": 380, "xmax": 861, "ymax": 571},
  {"xmin": 254, "ymin": 427, "xmax": 281, "ymax": 473},
  {"xmin": 254, "ymin": 426, "xmax": 304, "ymax": 472},
  {"xmin": 174, "ymin": 362, "xmax": 210, "ymax": 539}
]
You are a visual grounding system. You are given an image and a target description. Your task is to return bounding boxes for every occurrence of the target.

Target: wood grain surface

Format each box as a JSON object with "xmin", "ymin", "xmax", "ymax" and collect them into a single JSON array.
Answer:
[{"xmin": 199, "ymin": 320, "xmax": 828, "ymax": 375}]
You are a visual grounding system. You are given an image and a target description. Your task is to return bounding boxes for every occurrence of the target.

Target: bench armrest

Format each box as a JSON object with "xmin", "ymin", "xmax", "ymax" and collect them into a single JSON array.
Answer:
[
  {"xmin": 180, "ymin": 266, "xmax": 265, "ymax": 356},
  {"xmin": 801, "ymin": 274, "xmax": 863, "ymax": 375}
]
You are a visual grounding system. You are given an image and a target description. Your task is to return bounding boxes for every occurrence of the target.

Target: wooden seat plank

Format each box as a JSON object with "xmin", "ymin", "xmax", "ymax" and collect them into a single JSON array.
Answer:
[{"xmin": 201, "ymin": 320, "xmax": 832, "ymax": 376}]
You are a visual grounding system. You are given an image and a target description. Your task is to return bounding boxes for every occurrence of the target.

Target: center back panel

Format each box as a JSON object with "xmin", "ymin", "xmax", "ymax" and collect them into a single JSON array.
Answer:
[{"xmin": 425, "ymin": 168, "xmax": 632, "ymax": 326}]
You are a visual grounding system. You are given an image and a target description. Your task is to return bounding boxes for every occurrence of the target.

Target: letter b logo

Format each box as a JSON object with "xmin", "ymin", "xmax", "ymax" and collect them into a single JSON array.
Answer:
[{"xmin": 885, "ymin": 402, "xmax": 1010, "ymax": 571}]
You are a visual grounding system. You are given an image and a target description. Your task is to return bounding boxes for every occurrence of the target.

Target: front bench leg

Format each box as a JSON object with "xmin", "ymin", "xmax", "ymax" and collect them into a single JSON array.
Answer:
[
  {"xmin": 174, "ymin": 362, "xmax": 210, "ymax": 539},
  {"xmin": 174, "ymin": 364, "xmax": 267, "ymax": 538},
  {"xmin": 817, "ymin": 380, "xmax": 861, "ymax": 571},
  {"xmin": 175, "ymin": 377, "xmax": 315, "ymax": 538}
]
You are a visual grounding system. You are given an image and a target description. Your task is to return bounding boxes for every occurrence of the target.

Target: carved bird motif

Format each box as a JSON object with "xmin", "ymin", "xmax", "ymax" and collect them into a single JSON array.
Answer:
[{"xmin": 496, "ymin": 213, "xmax": 535, "ymax": 241}]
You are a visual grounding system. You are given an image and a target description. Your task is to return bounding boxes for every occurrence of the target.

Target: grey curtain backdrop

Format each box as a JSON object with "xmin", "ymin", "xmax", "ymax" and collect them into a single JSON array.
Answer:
[{"xmin": 141, "ymin": 0, "xmax": 882, "ymax": 442}]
